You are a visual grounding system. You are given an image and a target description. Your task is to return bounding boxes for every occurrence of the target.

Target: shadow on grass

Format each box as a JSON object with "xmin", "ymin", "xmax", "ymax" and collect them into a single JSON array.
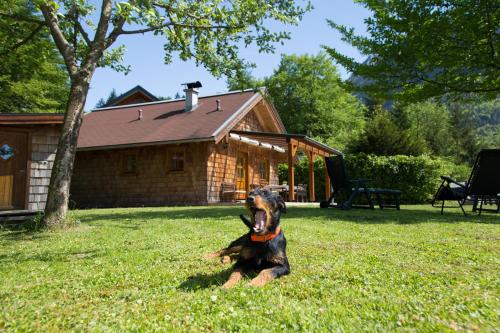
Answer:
[
  {"xmin": 178, "ymin": 268, "xmax": 233, "ymax": 291},
  {"xmin": 0, "ymin": 248, "xmax": 103, "ymax": 264},
  {"xmin": 2, "ymin": 205, "xmax": 497, "ymax": 242},
  {"xmin": 73, "ymin": 205, "xmax": 498, "ymax": 226}
]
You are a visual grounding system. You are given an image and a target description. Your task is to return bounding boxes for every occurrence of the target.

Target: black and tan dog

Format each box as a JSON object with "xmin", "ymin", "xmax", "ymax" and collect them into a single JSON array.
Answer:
[{"xmin": 204, "ymin": 188, "xmax": 290, "ymax": 288}]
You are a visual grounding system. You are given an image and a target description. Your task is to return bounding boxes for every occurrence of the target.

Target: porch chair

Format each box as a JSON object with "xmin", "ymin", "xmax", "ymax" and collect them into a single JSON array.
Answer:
[
  {"xmin": 320, "ymin": 155, "xmax": 401, "ymax": 210},
  {"xmin": 431, "ymin": 149, "xmax": 500, "ymax": 215},
  {"xmin": 221, "ymin": 182, "xmax": 236, "ymax": 202}
]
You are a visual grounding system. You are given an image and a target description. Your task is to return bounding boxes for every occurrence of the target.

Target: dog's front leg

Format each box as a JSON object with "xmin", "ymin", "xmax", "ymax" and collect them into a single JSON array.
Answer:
[
  {"xmin": 222, "ymin": 267, "xmax": 244, "ymax": 289},
  {"xmin": 248, "ymin": 264, "xmax": 290, "ymax": 287},
  {"xmin": 203, "ymin": 234, "xmax": 247, "ymax": 260}
]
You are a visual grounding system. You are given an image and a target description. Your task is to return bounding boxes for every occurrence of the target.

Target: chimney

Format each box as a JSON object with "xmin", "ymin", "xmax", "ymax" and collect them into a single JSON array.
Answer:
[
  {"xmin": 183, "ymin": 81, "xmax": 202, "ymax": 111},
  {"xmin": 138, "ymin": 109, "xmax": 143, "ymax": 120}
]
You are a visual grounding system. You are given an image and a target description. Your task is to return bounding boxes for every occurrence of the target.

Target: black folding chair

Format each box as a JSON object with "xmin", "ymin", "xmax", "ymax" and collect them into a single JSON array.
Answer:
[
  {"xmin": 432, "ymin": 149, "xmax": 500, "ymax": 215},
  {"xmin": 320, "ymin": 155, "xmax": 401, "ymax": 210}
]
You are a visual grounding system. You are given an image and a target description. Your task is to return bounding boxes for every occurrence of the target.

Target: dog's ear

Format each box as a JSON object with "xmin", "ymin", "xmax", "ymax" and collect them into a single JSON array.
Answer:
[{"xmin": 277, "ymin": 196, "xmax": 286, "ymax": 213}]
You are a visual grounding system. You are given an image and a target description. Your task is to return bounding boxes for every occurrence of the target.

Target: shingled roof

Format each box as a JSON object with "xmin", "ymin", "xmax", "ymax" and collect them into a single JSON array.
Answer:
[{"xmin": 77, "ymin": 89, "xmax": 282, "ymax": 150}]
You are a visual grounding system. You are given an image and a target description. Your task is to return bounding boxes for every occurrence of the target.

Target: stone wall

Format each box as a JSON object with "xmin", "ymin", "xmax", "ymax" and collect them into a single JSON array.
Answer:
[
  {"xmin": 28, "ymin": 126, "xmax": 59, "ymax": 211},
  {"xmin": 71, "ymin": 142, "xmax": 208, "ymax": 207}
]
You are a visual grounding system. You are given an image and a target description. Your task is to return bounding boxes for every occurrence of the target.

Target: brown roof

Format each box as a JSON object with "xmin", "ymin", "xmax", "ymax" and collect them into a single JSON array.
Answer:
[
  {"xmin": 78, "ymin": 90, "xmax": 266, "ymax": 150},
  {"xmin": 0, "ymin": 113, "xmax": 64, "ymax": 125}
]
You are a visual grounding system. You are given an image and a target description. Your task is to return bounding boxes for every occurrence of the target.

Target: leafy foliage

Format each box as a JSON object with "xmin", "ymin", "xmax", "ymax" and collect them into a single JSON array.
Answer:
[
  {"xmin": 345, "ymin": 154, "xmax": 469, "ymax": 203},
  {"xmin": 348, "ymin": 109, "xmax": 426, "ymax": 156},
  {"xmin": 324, "ymin": 1, "xmax": 500, "ymax": 102},
  {"xmin": 397, "ymin": 101, "xmax": 455, "ymax": 157},
  {"xmin": 227, "ymin": 69, "xmax": 265, "ymax": 91},
  {"xmin": 0, "ymin": 0, "xmax": 69, "ymax": 113},
  {"xmin": 278, "ymin": 153, "xmax": 468, "ymax": 203},
  {"xmin": 266, "ymin": 54, "xmax": 366, "ymax": 150}
]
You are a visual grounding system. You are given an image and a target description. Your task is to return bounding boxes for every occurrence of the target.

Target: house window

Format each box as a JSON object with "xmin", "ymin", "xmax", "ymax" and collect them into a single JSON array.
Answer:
[
  {"xmin": 123, "ymin": 154, "xmax": 137, "ymax": 174},
  {"xmin": 259, "ymin": 160, "xmax": 269, "ymax": 182},
  {"xmin": 169, "ymin": 150, "xmax": 185, "ymax": 172}
]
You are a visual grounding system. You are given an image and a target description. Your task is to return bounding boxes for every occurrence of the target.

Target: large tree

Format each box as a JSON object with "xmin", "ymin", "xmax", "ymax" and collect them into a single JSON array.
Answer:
[
  {"xmin": 265, "ymin": 53, "xmax": 365, "ymax": 150},
  {"xmin": 0, "ymin": 0, "xmax": 69, "ymax": 113},
  {"xmin": 0, "ymin": 0, "xmax": 310, "ymax": 227},
  {"xmin": 324, "ymin": 1, "xmax": 500, "ymax": 102}
]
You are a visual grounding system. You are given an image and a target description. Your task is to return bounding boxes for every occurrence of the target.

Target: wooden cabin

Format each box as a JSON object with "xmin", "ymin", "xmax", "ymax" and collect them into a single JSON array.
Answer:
[
  {"xmin": 71, "ymin": 87, "xmax": 338, "ymax": 207},
  {"xmin": 0, "ymin": 114, "xmax": 64, "ymax": 220}
]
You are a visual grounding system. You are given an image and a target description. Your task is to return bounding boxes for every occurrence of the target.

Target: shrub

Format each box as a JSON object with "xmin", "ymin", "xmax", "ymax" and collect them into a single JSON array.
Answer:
[{"xmin": 278, "ymin": 154, "xmax": 470, "ymax": 204}]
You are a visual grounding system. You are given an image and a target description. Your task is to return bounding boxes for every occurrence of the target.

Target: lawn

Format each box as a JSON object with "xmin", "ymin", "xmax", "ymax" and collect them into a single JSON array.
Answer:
[{"xmin": 0, "ymin": 205, "xmax": 498, "ymax": 332}]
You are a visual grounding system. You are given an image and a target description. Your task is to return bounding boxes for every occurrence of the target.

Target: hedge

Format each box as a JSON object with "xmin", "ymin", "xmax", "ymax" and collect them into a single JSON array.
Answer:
[{"xmin": 278, "ymin": 154, "xmax": 470, "ymax": 204}]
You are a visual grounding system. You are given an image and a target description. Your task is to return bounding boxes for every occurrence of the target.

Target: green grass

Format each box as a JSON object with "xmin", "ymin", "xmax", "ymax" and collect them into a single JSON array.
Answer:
[{"xmin": 0, "ymin": 205, "xmax": 498, "ymax": 332}]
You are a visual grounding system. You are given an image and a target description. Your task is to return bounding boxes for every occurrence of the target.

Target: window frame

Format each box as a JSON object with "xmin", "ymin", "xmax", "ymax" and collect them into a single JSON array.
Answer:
[
  {"xmin": 122, "ymin": 152, "xmax": 138, "ymax": 175},
  {"xmin": 258, "ymin": 160, "xmax": 270, "ymax": 184},
  {"xmin": 168, "ymin": 148, "xmax": 186, "ymax": 173}
]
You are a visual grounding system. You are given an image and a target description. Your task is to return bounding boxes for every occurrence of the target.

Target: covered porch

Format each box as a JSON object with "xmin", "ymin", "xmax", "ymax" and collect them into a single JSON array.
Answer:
[{"xmin": 230, "ymin": 130, "xmax": 342, "ymax": 202}]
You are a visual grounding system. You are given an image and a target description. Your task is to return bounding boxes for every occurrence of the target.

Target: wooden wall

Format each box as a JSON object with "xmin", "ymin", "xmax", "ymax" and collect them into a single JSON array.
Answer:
[
  {"xmin": 206, "ymin": 110, "xmax": 284, "ymax": 203},
  {"xmin": 28, "ymin": 126, "xmax": 60, "ymax": 211},
  {"xmin": 71, "ymin": 142, "xmax": 208, "ymax": 208},
  {"xmin": 71, "ymin": 108, "xmax": 286, "ymax": 207}
]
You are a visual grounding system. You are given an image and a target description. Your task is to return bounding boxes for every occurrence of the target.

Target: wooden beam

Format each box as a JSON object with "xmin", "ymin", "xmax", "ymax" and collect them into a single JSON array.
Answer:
[
  {"xmin": 324, "ymin": 157, "xmax": 331, "ymax": 200},
  {"xmin": 288, "ymin": 141, "xmax": 296, "ymax": 201},
  {"xmin": 308, "ymin": 152, "xmax": 315, "ymax": 202}
]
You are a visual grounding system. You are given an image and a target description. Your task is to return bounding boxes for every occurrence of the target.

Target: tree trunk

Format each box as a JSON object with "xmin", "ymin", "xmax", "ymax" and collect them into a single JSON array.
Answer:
[{"xmin": 42, "ymin": 75, "xmax": 90, "ymax": 227}]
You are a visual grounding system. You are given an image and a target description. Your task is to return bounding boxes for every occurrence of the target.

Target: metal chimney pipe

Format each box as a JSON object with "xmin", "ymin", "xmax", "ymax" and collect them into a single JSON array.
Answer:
[
  {"xmin": 138, "ymin": 109, "xmax": 143, "ymax": 120},
  {"xmin": 216, "ymin": 99, "xmax": 221, "ymax": 111}
]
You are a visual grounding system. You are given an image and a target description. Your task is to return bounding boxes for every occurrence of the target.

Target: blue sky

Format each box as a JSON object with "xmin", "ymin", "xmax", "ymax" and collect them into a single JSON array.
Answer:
[{"xmin": 85, "ymin": 1, "xmax": 370, "ymax": 110}]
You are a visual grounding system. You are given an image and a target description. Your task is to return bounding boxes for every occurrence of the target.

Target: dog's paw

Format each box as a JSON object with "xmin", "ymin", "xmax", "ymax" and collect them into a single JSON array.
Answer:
[
  {"xmin": 248, "ymin": 271, "xmax": 273, "ymax": 287},
  {"xmin": 248, "ymin": 278, "xmax": 266, "ymax": 287},
  {"xmin": 222, "ymin": 280, "xmax": 238, "ymax": 289},
  {"xmin": 221, "ymin": 255, "xmax": 231, "ymax": 264},
  {"xmin": 203, "ymin": 252, "xmax": 219, "ymax": 260}
]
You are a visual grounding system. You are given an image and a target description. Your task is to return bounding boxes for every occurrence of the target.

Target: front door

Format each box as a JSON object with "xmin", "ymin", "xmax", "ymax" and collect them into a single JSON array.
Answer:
[
  {"xmin": 235, "ymin": 152, "xmax": 248, "ymax": 200},
  {"xmin": 0, "ymin": 130, "xmax": 28, "ymax": 210}
]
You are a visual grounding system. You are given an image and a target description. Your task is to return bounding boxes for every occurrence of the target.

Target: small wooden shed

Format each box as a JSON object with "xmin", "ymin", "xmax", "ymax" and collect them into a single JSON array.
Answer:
[{"xmin": 0, "ymin": 114, "xmax": 63, "ymax": 220}]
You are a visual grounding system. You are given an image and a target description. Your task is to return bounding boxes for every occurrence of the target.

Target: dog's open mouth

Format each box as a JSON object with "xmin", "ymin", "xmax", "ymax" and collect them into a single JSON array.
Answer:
[{"xmin": 253, "ymin": 210, "xmax": 267, "ymax": 233}]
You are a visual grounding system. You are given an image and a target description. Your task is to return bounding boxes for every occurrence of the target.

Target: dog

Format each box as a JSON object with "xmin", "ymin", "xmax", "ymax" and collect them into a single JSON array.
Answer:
[{"xmin": 204, "ymin": 188, "xmax": 290, "ymax": 288}]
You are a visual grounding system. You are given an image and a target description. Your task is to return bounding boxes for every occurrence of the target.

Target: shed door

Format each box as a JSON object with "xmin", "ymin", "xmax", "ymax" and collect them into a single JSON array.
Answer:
[
  {"xmin": 0, "ymin": 130, "xmax": 28, "ymax": 210},
  {"xmin": 235, "ymin": 152, "xmax": 248, "ymax": 200}
]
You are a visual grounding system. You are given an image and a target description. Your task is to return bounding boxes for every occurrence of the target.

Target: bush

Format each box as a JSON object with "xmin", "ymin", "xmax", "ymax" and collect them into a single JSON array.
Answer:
[
  {"xmin": 346, "ymin": 154, "xmax": 469, "ymax": 203},
  {"xmin": 278, "ymin": 154, "xmax": 470, "ymax": 204}
]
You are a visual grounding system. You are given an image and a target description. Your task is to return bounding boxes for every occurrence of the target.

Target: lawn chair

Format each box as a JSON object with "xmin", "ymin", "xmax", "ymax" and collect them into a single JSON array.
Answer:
[
  {"xmin": 432, "ymin": 149, "xmax": 500, "ymax": 215},
  {"xmin": 320, "ymin": 155, "xmax": 401, "ymax": 210}
]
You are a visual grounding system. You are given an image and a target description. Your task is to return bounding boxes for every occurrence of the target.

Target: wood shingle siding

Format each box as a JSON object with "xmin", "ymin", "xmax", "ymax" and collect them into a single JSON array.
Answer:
[
  {"xmin": 28, "ymin": 127, "xmax": 60, "ymax": 210},
  {"xmin": 71, "ymin": 143, "xmax": 208, "ymax": 207}
]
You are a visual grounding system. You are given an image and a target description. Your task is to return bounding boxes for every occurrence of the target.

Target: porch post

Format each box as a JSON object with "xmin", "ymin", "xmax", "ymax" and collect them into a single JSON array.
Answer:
[
  {"xmin": 324, "ymin": 156, "xmax": 331, "ymax": 200},
  {"xmin": 308, "ymin": 152, "xmax": 315, "ymax": 202},
  {"xmin": 287, "ymin": 141, "xmax": 295, "ymax": 201}
]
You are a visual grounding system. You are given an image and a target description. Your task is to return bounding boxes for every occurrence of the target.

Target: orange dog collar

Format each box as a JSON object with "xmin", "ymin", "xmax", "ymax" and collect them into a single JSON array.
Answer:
[{"xmin": 251, "ymin": 226, "xmax": 281, "ymax": 242}]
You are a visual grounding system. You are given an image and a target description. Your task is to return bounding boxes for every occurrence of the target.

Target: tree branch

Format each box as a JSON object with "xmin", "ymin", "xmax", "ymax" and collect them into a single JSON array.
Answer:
[
  {"xmin": 75, "ymin": 20, "xmax": 92, "ymax": 46},
  {"xmin": 0, "ymin": 12, "xmax": 45, "ymax": 24},
  {"xmin": 39, "ymin": 3, "xmax": 78, "ymax": 76},
  {"xmin": 82, "ymin": 0, "xmax": 114, "ymax": 73},
  {"xmin": 0, "ymin": 23, "xmax": 44, "ymax": 56},
  {"xmin": 418, "ymin": 76, "xmax": 500, "ymax": 93}
]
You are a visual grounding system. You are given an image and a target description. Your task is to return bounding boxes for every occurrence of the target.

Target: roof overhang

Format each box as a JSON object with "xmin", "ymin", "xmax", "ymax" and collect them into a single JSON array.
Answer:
[
  {"xmin": 230, "ymin": 130, "xmax": 342, "ymax": 157},
  {"xmin": 0, "ymin": 113, "xmax": 64, "ymax": 125},
  {"xmin": 76, "ymin": 136, "xmax": 214, "ymax": 152}
]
